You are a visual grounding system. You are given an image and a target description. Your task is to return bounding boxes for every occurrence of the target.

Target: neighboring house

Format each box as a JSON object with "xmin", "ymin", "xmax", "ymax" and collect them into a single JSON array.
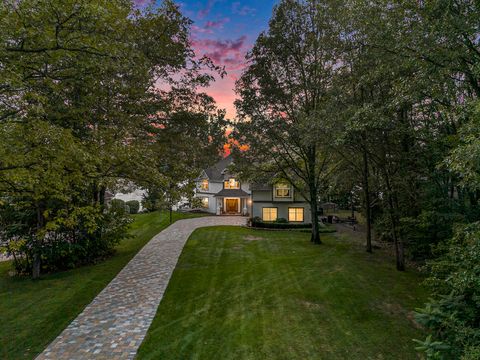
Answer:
[
  {"xmin": 113, "ymin": 188, "xmax": 146, "ymax": 211},
  {"xmin": 194, "ymin": 156, "xmax": 311, "ymax": 223}
]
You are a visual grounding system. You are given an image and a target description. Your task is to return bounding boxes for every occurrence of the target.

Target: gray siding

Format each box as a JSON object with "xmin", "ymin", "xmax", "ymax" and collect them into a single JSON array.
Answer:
[{"xmin": 252, "ymin": 202, "xmax": 312, "ymax": 223}]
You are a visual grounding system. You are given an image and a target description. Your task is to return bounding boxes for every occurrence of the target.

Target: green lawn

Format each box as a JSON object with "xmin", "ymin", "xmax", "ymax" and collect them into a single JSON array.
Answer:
[
  {"xmin": 0, "ymin": 211, "xmax": 204, "ymax": 360},
  {"xmin": 138, "ymin": 226, "xmax": 427, "ymax": 360}
]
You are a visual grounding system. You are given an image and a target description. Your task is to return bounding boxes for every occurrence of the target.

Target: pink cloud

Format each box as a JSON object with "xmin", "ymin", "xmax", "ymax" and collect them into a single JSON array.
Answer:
[
  {"xmin": 191, "ymin": 25, "xmax": 214, "ymax": 34},
  {"xmin": 205, "ymin": 18, "xmax": 230, "ymax": 29},
  {"xmin": 192, "ymin": 36, "xmax": 248, "ymax": 70}
]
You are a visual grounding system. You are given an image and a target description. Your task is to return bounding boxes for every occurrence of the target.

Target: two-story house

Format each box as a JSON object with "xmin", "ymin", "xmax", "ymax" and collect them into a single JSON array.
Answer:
[{"xmin": 194, "ymin": 156, "xmax": 311, "ymax": 223}]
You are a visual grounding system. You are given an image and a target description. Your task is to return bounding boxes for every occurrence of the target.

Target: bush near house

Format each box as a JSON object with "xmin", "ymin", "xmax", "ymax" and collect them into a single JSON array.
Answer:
[
  {"xmin": 110, "ymin": 199, "xmax": 127, "ymax": 213},
  {"xmin": 250, "ymin": 217, "xmax": 311, "ymax": 229},
  {"xmin": 126, "ymin": 200, "xmax": 140, "ymax": 214}
]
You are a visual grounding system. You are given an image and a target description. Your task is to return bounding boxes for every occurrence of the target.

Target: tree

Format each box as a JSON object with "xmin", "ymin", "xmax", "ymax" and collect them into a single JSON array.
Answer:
[
  {"xmin": 233, "ymin": 0, "xmax": 342, "ymax": 244},
  {"xmin": 0, "ymin": 0, "xmax": 224, "ymax": 277}
]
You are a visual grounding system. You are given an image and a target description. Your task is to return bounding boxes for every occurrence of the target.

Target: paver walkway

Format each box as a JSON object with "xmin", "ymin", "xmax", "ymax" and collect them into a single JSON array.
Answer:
[{"xmin": 37, "ymin": 216, "xmax": 246, "ymax": 360}]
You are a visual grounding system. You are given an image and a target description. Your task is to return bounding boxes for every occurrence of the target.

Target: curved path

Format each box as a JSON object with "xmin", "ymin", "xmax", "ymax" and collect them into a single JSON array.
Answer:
[{"xmin": 37, "ymin": 216, "xmax": 247, "ymax": 360}]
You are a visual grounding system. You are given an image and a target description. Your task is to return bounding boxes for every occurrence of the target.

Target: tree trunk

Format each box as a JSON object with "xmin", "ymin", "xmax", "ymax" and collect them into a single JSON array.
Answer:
[
  {"xmin": 362, "ymin": 145, "xmax": 373, "ymax": 253},
  {"xmin": 32, "ymin": 253, "xmax": 41, "ymax": 279},
  {"xmin": 99, "ymin": 186, "xmax": 106, "ymax": 209},
  {"xmin": 310, "ymin": 201, "xmax": 321, "ymax": 244},
  {"xmin": 309, "ymin": 185, "xmax": 321, "ymax": 244},
  {"xmin": 383, "ymin": 169, "xmax": 405, "ymax": 271},
  {"xmin": 169, "ymin": 206, "xmax": 173, "ymax": 224},
  {"xmin": 33, "ymin": 202, "xmax": 45, "ymax": 279}
]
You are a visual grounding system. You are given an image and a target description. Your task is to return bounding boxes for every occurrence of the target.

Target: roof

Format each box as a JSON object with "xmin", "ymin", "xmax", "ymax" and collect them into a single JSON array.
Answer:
[
  {"xmin": 203, "ymin": 155, "xmax": 234, "ymax": 181},
  {"xmin": 250, "ymin": 183, "xmax": 271, "ymax": 191},
  {"xmin": 214, "ymin": 188, "xmax": 250, "ymax": 197}
]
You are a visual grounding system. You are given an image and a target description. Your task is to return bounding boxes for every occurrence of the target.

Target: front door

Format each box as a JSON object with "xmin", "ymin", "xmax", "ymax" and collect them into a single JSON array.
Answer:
[{"xmin": 225, "ymin": 199, "xmax": 239, "ymax": 213}]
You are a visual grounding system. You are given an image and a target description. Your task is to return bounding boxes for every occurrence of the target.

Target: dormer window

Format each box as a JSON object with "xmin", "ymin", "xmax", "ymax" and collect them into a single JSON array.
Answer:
[
  {"xmin": 200, "ymin": 179, "xmax": 209, "ymax": 191},
  {"xmin": 275, "ymin": 183, "xmax": 292, "ymax": 198},
  {"xmin": 224, "ymin": 178, "xmax": 240, "ymax": 189}
]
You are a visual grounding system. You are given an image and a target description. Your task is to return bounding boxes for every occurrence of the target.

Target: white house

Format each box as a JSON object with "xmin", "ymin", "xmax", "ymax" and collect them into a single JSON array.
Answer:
[{"xmin": 194, "ymin": 156, "xmax": 311, "ymax": 223}]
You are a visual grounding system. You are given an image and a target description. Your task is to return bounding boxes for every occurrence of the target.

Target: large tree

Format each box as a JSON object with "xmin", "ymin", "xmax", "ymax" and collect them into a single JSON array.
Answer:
[
  {"xmin": 0, "ymin": 0, "xmax": 224, "ymax": 277},
  {"xmin": 233, "ymin": 0, "xmax": 342, "ymax": 244}
]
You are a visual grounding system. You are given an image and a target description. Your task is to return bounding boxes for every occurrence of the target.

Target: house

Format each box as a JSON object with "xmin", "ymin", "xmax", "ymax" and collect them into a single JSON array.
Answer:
[
  {"xmin": 194, "ymin": 155, "xmax": 251, "ymax": 215},
  {"xmin": 194, "ymin": 156, "xmax": 311, "ymax": 223}
]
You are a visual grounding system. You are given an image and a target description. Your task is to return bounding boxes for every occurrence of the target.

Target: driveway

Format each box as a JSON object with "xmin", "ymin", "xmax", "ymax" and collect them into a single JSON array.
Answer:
[{"xmin": 37, "ymin": 216, "xmax": 247, "ymax": 360}]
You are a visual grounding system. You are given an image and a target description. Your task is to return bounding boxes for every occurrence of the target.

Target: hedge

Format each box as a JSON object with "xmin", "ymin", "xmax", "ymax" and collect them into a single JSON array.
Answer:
[
  {"xmin": 250, "ymin": 219, "xmax": 312, "ymax": 229},
  {"xmin": 126, "ymin": 200, "xmax": 140, "ymax": 214}
]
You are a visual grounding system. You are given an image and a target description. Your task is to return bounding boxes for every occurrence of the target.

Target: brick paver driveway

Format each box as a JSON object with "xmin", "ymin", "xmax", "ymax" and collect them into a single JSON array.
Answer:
[{"xmin": 37, "ymin": 216, "xmax": 247, "ymax": 360}]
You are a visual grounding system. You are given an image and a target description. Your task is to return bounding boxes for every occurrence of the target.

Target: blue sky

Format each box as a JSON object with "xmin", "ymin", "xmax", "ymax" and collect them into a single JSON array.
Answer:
[{"xmin": 136, "ymin": 0, "xmax": 278, "ymax": 118}]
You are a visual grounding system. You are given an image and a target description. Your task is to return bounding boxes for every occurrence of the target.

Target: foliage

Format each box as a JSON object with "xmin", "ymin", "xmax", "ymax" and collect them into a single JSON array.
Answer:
[
  {"xmin": 0, "ymin": 210, "xmax": 205, "ymax": 359},
  {"xmin": 0, "ymin": 0, "xmax": 224, "ymax": 277},
  {"xmin": 126, "ymin": 200, "xmax": 140, "ymax": 214},
  {"xmin": 233, "ymin": 0, "xmax": 341, "ymax": 244},
  {"xmin": 445, "ymin": 101, "xmax": 480, "ymax": 192},
  {"xmin": 190, "ymin": 197, "xmax": 205, "ymax": 209},
  {"xmin": 250, "ymin": 217, "xmax": 311, "ymax": 229},
  {"xmin": 110, "ymin": 199, "xmax": 127, "ymax": 213},
  {"xmin": 0, "ymin": 201, "xmax": 132, "ymax": 274},
  {"xmin": 142, "ymin": 188, "xmax": 163, "ymax": 212},
  {"xmin": 414, "ymin": 222, "xmax": 480, "ymax": 359}
]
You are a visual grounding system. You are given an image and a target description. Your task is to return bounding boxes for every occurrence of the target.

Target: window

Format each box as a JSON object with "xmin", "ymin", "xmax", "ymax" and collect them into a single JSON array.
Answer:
[
  {"xmin": 201, "ymin": 197, "xmax": 209, "ymax": 208},
  {"xmin": 200, "ymin": 179, "xmax": 209, "ymax": 191},
  {"xmin": 288, "ymin": 208, "xmax": 304, "ymax": 222},
  {"xmin": 262, "ymin": 207, "xmax": 278, "ymax": 222},
  {"xmin": 275, "ymin": 183, "xmax": 292, "ymax": 198},
  {"xmin": 224, "ymin": 178, "xmax": 240, "ymax": 189}
]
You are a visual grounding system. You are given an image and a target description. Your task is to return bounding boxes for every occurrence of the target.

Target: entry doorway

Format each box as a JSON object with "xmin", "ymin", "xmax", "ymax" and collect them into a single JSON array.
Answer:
[{"xmin": 225, "ymin": 198, "xmax": 239, "ymax": 214}]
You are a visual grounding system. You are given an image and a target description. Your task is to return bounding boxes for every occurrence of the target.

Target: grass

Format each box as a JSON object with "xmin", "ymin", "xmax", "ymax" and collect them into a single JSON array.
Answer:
[
  {"xmin": 0, "ymin": 211, "xmax": 205, "ymax": 360},
  {"xmin": 138, "ymin": 226, "xmax": 427, "ymax": 360}
]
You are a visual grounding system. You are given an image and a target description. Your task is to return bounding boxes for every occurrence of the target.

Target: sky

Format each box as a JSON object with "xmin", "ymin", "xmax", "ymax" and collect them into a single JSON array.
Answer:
[{"xmin": 136, "ymin": 0, "xmax": 278, "ymax": 119}]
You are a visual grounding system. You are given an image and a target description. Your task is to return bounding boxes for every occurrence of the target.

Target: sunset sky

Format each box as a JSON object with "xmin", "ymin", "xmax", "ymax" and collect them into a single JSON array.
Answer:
[{"xmin": 136, "ymin": 0, "xmax": 278, "ymax": 119}]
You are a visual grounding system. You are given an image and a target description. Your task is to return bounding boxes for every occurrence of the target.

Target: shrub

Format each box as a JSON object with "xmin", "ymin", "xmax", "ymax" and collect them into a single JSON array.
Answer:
[
  {"xmin": 275, "ymin": 217, "xmax": 288, "ymax": 224},
  {"xmin": 110, "ymin": 199, "xmax": 127, "ymax": 213},
  {"xmin": 126, "ymin": 200, "xmax": 140, "ymax": 214},
  {"xmin": 414, "ymin": 222, "xmax": 480, "ymax": 359},
  {"xmin": 250, "ymin": 218, "xmax": 312, "ymax": 229},
  {"xmin": 0, "ymin": 203, "xmax": 132, "ymax": 275}
]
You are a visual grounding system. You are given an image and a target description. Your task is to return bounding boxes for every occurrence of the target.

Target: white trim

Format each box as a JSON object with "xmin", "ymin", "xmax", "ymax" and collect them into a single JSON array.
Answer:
[
  {"xmin": 197, "ymin": 170, "xmax": 209, "ymax": 180},
  {"xmin": 224, "ymin": 197, "xmax": 241, "ymax": 213}
]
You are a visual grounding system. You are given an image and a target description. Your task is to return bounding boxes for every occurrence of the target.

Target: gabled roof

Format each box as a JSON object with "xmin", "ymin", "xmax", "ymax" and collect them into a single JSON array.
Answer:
[
  {"xmin": 203, "ymin": 155, "xmax": 234, "ymax": 182},
  {"xmin": 214, "ymin": 188, "xmax": 250, "ymax": 197}
]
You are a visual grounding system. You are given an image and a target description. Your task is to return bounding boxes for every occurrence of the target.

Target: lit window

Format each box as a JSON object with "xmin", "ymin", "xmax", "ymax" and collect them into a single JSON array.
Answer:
[
  {"xmin": 200, "ymin": 179, "xmax": 209, "ymax": 191},
  {"xmin": 288, "ymin": 208, "xmax": 304, "ymax": 222},
  {"xmin": 201, "ymin": 197, "xmax": 209, "ymax": 208},
  {"xmin": 275, "ymin": 183, "xmax": 291, "ymax": 198},
  {"xmin": 262, "ymin": 207, "xmax": 278, "ymax": 222},
  {"xmin": 224, "ymin": 178, "xmax": 240, "ymax": 189}
]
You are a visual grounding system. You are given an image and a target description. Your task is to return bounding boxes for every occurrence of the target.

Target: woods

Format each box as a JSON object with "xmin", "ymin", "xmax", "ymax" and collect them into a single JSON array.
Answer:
[
  {"xmin": 0, "ymin": 0, "xmax": 224, "ymax": 277},
  {"xmin": 232, "ymin": 1, "xmax": 480, "ymax": 358}
]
